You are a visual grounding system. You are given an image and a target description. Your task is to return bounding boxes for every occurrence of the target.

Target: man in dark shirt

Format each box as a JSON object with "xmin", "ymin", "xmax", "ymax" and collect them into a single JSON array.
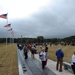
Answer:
[{"xmin": 45, "ymin": 45, "xmax": 48, "ymax": 52}]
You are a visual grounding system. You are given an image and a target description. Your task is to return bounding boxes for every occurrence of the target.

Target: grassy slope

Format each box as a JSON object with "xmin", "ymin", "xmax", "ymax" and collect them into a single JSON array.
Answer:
[{"xmin": 0, "ymin": 44, "xmax": 18, "ymax": 75}]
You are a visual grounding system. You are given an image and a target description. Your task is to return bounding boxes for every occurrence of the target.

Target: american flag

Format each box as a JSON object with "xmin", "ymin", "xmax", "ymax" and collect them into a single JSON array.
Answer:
[
  {"xmin": 11, "ymin": 31, "xmax": 14, "ymax": 35},
  {"xmin": 4, "ymin": 24, "xmax": 11, "ymax": 27},
  {"xmin": 8, "ymin": 28, "xmax": 12, "ymax": 31},
  {"xmin": 0, "ymin": 14, "xmax": 7, "ymax": 19}
]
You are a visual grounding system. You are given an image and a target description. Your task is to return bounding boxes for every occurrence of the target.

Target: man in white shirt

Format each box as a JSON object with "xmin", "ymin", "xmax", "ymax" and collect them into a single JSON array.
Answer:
[{"xmin": 71, "ymin": 51, "xmax": 75, "ymax": 75}]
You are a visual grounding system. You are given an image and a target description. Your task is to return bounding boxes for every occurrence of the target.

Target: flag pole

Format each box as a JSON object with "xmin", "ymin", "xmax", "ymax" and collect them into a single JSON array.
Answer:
[
  {"xmin": 0, "ymin": 13, "xmax": 8, "ymax": 50},
  {"xmin": 13, "ymin": 35, "xmax": 14, "ymax": 44},
  {"xmin": 6, "ymin": 13, "xmax": 8, "ymax": 50}
]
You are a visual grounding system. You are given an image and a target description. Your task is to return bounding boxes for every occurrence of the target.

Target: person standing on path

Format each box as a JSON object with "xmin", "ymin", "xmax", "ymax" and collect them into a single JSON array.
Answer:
[
  {"xmin": 23, "ymin": 44, "xmax": 28, "ymax": 59},
  {"xmin": 56, "ymin": 48, "xmax": 64, "ymax": 72},
  {"xmin": 45, "ymin": 45, "xmax": 48, "ymax": 65},
  {"xmin": 71, "ymin": 51, "xmax": 75, "ymax": 75},
  {"xmin": 39, "ymin": 48, "xmax": 47, "ymax": 69},
  {"xmin": 45, "ymin": 45, "xmax": 48, "ymax": 55}
]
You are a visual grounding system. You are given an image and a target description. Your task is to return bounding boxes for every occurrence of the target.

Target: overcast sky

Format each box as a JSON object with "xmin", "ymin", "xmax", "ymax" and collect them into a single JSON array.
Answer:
[{"xmin": 0, "ymin": 0, "xmax": 75, "ymax": 38}]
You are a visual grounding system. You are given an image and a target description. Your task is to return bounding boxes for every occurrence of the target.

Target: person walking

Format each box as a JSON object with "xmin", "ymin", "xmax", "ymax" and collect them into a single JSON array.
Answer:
[
  {"xmin": 23, "ymin": 44, "xmax": 28, "ymax": 59},
  {"xmin": 39, "ymin": 46, "xmax": 43, "ymax": 60},
  {"xmin": 56, "ymin": 48, "xmax": 64, "ymax": 72},
  {"xmin": 31, "ymin": 46, "xmax": 35, "ymax": 58},
  {"xmin": 39, "ymin": 48, "xmax": 47, "ymax": 69},
  {"xmin": 45, "ymin": 45, "xmax": 48, "ymax": 65},
  {"xmin": 71, "ymin": 51, "xmax": 75, "ymax": 75},
  {"xmin": 45, "ymin": 45, "xmax": 48, "ymax": 54}
]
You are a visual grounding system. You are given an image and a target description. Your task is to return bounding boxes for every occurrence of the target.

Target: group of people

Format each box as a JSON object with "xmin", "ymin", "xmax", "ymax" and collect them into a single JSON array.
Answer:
[
  {"xmin": 39, "ymin": 46, "xmax": 64, "ymax": 71},
  {"xmin": 23, "ymin": 43, "xmax": 48, "ymax": 69},
  {"xmin": 22, "ymin": 43, "xmax": 75, "ymax": 75},
  {"xmin": 39, "ymin": 45, "xmax": 75, "ymax": 75},
  {"xmin": 23, "ymin": 44, "xmax": 37, "ymax": 59}
]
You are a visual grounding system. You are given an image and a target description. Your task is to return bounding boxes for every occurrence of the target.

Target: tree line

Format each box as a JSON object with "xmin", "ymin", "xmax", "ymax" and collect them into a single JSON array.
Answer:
[{"xmin": 0, "ymin": 36, "xmax": 75, "ymax": 45}]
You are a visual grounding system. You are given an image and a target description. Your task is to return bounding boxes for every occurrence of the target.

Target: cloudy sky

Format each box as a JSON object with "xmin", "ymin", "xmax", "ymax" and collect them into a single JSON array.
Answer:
[{"xmin": 0, "ymin": 0, "xmax": 75, "ymax": 38}]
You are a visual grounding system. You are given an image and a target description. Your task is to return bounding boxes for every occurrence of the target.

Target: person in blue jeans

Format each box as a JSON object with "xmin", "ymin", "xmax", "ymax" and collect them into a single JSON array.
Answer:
[{"xmin": 56, "ymin": 48, "xmax": 64, "ymax": 72}]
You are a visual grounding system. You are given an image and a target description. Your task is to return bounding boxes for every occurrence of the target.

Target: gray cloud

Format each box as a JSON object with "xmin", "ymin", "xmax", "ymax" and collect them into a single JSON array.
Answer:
[{"xmin": 0, "ymin": 0, "xmax": 75, "ymax": 38}]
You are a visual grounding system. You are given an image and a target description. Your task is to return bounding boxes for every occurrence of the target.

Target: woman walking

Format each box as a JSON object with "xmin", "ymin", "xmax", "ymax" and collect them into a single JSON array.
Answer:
[{"xmin": 39, "ymin": 48, "xmax": 47, "ymax": 69}]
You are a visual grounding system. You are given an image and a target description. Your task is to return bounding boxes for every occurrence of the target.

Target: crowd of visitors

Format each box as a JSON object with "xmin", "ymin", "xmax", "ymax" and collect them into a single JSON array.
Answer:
[{"xmin": 17, "ymin": 43, "xmax": 75, "ymax": 75}]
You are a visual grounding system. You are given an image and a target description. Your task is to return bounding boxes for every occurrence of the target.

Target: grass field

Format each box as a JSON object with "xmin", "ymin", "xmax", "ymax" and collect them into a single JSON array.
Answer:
[
  {"xmin": 0, "ymin": 44, "xmax": 75, "ymax": 75},
  {"xmin": 0, "ymin": 44, "xmax": 18, "ymax": 75},
  {"xmin": 36, "ymin": 44, "xmax": 75, "ymax": 62}
]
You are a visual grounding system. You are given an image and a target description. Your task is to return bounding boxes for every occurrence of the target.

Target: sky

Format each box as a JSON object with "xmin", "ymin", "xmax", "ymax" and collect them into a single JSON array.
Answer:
[{"xmin": 0, "ymin": 0, "xmax": 75, "ymax": 38}]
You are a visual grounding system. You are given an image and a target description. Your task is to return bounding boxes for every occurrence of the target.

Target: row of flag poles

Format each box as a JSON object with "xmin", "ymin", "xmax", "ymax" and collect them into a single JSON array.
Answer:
[
  {"xmin": 0, "ymin": 13, "xmax": 14, "ymax": 36},
  {"xmin": 4, "ymin": 24, "xmax": 13, "ymax": 34},
  {"xmin": 0, "ymin": 13, "xmax": 14, "ymax": 48}
]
